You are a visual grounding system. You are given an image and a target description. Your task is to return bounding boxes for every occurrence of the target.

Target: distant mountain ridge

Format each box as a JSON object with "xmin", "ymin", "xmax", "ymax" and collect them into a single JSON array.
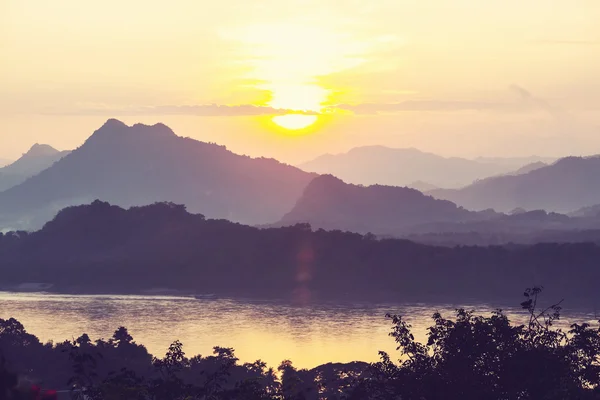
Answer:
[
  {"xmin": 429, "ymin": 156, "xmax": 600, "ymax": 213},
  {"xmin": 298, "ymin": 146, "xmax": 555, "ymax": 188},
  {"xmin": 274, "ymin": 174, "xmax": 600, "ymax": 241},
  {"xmin": 0, "ymin": 144, "xmax": 71, "ymax": 192},
  {"xmin": 0, "ymin": 119, "xmax": 315, "ymax": 230}
]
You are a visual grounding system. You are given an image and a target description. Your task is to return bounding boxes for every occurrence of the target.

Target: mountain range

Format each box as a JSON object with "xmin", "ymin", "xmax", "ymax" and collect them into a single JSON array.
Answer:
[
  {"xmin": 0, "ymin": 119, "xmax": 314, "ymax": 230},
  {"xmin": 0, "ymin": 144, "xmax": 70, "ymax": 192},
  {"xmin": 4, "ymin": 119, "xmax": 600, "ymax": 241},
  {"xmin": 276, "ymin": 175, "xmax": 600, "ymax": 240},
  {"xmin": 298, "ymin": 146, "xmax": 555, "ymax": 188},
  {"xmin": 429, "ymin": 156, "xmax": 600, "ymax": 214}
]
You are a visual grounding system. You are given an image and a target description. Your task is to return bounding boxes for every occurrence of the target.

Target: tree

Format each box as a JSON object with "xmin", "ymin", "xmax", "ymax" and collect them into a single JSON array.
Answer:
[
  {"xmin": 357, "ymin": 287, "xmax": 600, "ymax": 399},
  {"xmin": 110, "ymin": 328, "xmax": 133, "ymax": 347}
]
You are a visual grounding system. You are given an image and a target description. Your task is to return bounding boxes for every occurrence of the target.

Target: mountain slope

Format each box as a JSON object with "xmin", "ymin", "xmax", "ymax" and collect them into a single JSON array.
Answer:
[
  {"xmin": 278, "ymin": 174, "xmax": 479, "ymax": 234},
  {"xmin": 0, "ymin": 119, "xmax": 315, "ymax": 229},
  {"xmin": 429, "ymin": 156, "xmax": 600, "ymax": 213},
  {"xmin": 298, "ymin": 146, "xmax": 552, "ymax": 188},
  {"xmin": 511, "ymin": 161, "xmax": 547, "ymax": 175},
  {"xmin": 0, "ymin": 144, "xmax": 71, "ymax": 192}
]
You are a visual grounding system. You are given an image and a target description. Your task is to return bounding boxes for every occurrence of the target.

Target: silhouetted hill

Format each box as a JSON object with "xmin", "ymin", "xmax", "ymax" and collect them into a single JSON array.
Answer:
[
  {"xmin": 1, "ymin": 201, "xmax": 600, "ymax": 304},
  {"xmin": 298, "ymin": 146, "xmax": 552, "ymax": 188},
  {"xmin": 0, "ymin": 158, "xmax": 12, "ymax": 167},
  {"xmin": 277, "ymin": 177, "xmax": 600, "ymax": 239},
  {"xmin": 0, "ymin": 144, "xmax": 70, "ymax": 192},
  {"xmin": 429, "ymin": 156, "xmax": 600, "ymax": 213},
  {"xmin": 277, "ymin": 175, "xmax": 483, "ymax": 234},
  {"xmin": 0, "ymin": 119, "xmax": 315, "ymax": 229}
]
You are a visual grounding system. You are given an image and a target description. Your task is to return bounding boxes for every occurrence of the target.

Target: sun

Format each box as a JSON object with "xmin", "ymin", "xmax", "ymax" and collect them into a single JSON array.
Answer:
[
  {"xmin": 268, "ymin": 83, "xmax": 325, "ymax": 130},
  {"xmin": 272, "ymin": 114, "xmax": 318, "ymax": 130},
  {"xmin": 225, "ymin": 22, "xmax": 366, "ymax": 131}
]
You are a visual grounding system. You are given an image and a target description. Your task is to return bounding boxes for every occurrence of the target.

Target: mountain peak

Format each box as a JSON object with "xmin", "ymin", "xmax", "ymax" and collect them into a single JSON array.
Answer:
[
  {"xmin": 279, "ymin": 173, "xmax": 474, "ymax": 234},
  {"xmin": 131, "ymin": 122, "xmax": 176, "ymax": 138},
  {"xmin": 24, "ymin": 144, "xmax": 60, "ymax": 158},
  {"xmin": 0, "ymin": 119, "xmax": 314, "ymax": 229},
  {"xmin": 87, "ymin": 119, "xmax": 176, "ymax": 145},
  {"xmin": 305, "ymin": 174, "xmax": 346, "ymax": 192},
  {"xmin": 101, "ymin": 118, "xmax": 128, "ymax": 130}
]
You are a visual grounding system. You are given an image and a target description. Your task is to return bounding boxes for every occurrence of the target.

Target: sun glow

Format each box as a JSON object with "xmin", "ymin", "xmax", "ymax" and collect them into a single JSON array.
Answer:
[
  {"xmin": 268, "ymin": 84, "xmax": 328, "ymax": 113},
  {"xmin": 268, "ymin": 83, "xmax": 326, "ymax": 130},
  {"xmin": 272, "ymin": 114, "xmax": 318, "ymax": 130},
  {"xmin": 224, "ymin": 22, "xmax": 366, "ymax": 131}
]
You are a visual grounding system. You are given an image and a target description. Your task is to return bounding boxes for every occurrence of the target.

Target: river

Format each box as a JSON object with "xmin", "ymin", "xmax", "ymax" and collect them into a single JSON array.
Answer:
[{"xmin": 1, "ymin": 291, "xmax": 598, "ymax": 369}]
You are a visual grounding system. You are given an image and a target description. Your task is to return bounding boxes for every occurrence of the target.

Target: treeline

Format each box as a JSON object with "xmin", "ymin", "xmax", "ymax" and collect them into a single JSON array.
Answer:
[
  {"xmin": 404, "ymin": 228, "xmax": 600, "ymax": 247},
  {"xmin": 0, "ymin": 316, "xmax": 367, "ymax": 399},
  {"xmin": 1, "ymin": 201, "xmax": 600, "ymax": 303},
  {"xmin": 1, "ymin": 289, "xmax": 599, "ymax": 399}
]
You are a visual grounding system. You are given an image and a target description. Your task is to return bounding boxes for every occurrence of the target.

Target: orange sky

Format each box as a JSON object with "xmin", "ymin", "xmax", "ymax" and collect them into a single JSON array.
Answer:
[{"xmin": 2, "ymin": 0, "xmax": 600, "ymax": 163}]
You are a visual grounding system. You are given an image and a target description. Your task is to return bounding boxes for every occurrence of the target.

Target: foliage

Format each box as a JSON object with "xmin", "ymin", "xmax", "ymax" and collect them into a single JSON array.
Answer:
[{"xmin": 356, "ymin": 287, "xmax": 600, "ymax": 399}]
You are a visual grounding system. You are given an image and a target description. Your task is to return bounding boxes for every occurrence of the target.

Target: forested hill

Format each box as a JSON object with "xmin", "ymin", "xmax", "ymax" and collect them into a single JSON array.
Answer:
[{"xmin": 1, "ymin": 200, "xmax": 599, "ymax": 304}]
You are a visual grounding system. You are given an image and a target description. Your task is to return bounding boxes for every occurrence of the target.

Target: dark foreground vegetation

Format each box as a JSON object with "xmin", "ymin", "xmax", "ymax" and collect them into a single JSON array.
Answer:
[
  {"xmin": 2, "ymin": 201, "xmax": 600, "ymax": 303},
  {"xmin": 1, "ymin": 289, "xmax": 599, "ymax": 399}
]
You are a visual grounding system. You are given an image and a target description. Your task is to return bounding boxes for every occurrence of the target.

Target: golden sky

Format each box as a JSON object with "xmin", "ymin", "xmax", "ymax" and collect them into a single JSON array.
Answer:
[{"xmin": 2, "ymin": 0, "xmax": 600, "ymax": 163}]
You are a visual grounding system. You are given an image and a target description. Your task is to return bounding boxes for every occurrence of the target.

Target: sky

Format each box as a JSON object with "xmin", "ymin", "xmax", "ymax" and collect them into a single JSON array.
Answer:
[{"xmin": 2, "ymin": 0, "xmax": 600, "ymax": 164}]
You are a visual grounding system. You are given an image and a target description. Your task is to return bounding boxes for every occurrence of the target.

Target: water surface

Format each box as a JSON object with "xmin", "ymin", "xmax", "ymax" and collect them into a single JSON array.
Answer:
[{"xmin": 1, "ymin": 292, "xmax": 597, "ymax": 369}]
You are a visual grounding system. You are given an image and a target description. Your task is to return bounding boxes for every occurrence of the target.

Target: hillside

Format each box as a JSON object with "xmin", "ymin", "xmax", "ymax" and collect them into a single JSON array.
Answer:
[
  {"xmin": 0, "ymin": 119, "xmax": 314, "ymax": 230},
  {"xmin": 1, "ymin": 201, "xmax": 599, "ymax": 304},
  {"xmin": 298, "ymin": 146, "xmax": 550, "ymax": 188},
  {"xmin": 429, "ymin": 156, "xmax": 600, "ymax": 213},
  {"xmin": 277, "ymin": 175, "xmax": 481, "ymax": 234},
  {"xmin": 0, "ymin": 144, "xmax": 70, "ymax": 192}
]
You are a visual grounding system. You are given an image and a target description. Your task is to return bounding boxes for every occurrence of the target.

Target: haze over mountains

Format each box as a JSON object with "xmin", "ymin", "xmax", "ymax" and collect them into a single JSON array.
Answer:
[
  {"xmin": 0, "ymin": 144, "xmax": 71, "ymax": 192},
  {"xmin": 0, "ymin": 119, "xmax": 314, "ymax": 230},
  {"xmin": 276, "ymin": 175, "xmax": 600, "ymax": 243},
  {"xmin": 429, "ymin": 156, "xmax": 600, "ymax": 214},
  {"xmin": 298, "ymin": 146, "xmax": 555, "ymax": 188},
  {"xmin": 2, "ymin": 118, "xmax": 600, "ymax": 245}
]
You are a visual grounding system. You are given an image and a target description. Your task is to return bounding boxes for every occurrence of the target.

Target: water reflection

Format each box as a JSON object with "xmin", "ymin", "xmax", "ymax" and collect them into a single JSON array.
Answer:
[{"xmin": 0, "ymin": 292, "xmax": 596, "ymax": 369}]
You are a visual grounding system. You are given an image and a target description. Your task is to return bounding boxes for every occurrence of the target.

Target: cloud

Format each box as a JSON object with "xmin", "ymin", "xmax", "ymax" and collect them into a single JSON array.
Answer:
[
  {"xmin": 327, "ymin": 85, "xmax": 572, "ymax": 120},
  {"xmin": 328, "ymin": 100, "xmax": 520, "ymax": 115},
  {"xmin": 49, "ymin": 104, "xmax": 319, "ymax": 117},
  {"xmin": 41, "ymin": 86, "xmax": 570, "ymax": 119}
]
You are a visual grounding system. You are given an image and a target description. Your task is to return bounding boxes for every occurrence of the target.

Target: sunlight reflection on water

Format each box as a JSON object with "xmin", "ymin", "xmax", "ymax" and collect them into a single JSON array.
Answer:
[{"xmin": 0, "ymin": 292, "xmax": 597, "ymax": 369}]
